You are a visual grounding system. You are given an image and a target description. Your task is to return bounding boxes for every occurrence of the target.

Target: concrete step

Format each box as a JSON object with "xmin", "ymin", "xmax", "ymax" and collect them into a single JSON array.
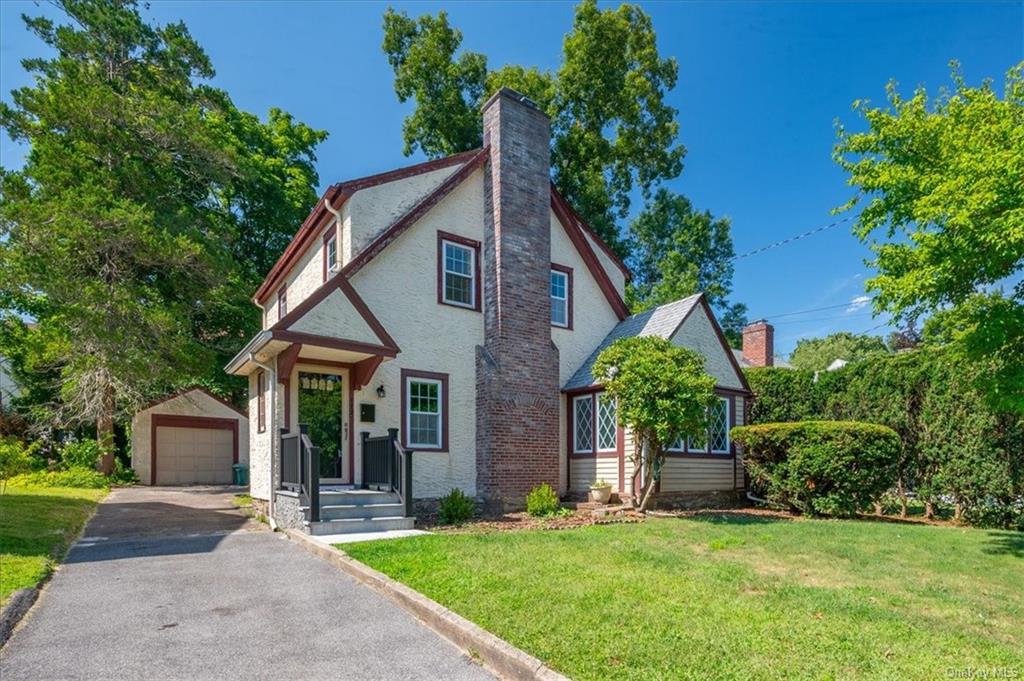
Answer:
[
  {"xmin": 304, "ymin": 515, "xmax": 415, "ymax": 536},
  {"xmin": 317, "ymin": 489, "xmax": 400, "ymax": 506},
  {"xmin": 319, "ymin": 502, "xmax": 407, "ymax": 520}
]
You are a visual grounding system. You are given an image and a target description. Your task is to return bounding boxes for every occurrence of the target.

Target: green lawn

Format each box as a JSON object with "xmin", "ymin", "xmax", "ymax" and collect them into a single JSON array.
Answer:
[
  {"xmin": 0, "ymin": 485, "xmax": 106, "ymax": 604},
  {"xmin": 344, "ymin": 515, "xmax": 1024, "ymax": 680}
]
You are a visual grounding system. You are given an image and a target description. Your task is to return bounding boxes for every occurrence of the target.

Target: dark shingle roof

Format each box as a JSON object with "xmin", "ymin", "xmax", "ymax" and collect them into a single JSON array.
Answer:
[{"xmin": 564, "ymin": 294, "xmax": 702, "ymax": 390}]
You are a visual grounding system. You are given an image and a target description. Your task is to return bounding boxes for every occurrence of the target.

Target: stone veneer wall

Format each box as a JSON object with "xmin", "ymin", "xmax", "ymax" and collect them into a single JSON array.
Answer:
[{"xmin": 475, "ymin": 89, "xmax": 561, "ymax": 510}]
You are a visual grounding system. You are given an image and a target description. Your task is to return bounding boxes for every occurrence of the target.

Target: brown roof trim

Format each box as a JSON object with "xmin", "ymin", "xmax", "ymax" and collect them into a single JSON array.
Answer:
[
  {"xmin": 254, "ymin": 149, "xmax": 482, "ymax": 304},
  {"xmin": 271, "ymin": 274, "xmax": 400, "ymax": 354},
  {"xmin": 552, "ymin": 186, "xmax": 632, "ymax": 281},
  {"xmin": 270, "ymin": 329, "xmax": 399, "ymax": 358},
  {"xmin": 139, "ymin": 386, "xmax": 247, "ymax": 419},
  {"xmin": 551, "ymin": 190, "xmax": 630, "ymax": 320},
  {"xmin": 341, "ymin": 147, "xmax": 490, "ymax": 279}
]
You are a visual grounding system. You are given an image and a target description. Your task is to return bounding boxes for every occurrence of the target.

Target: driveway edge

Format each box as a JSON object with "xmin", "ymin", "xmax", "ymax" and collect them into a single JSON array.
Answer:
[
  {"xmin": 283, "ymin": 529, "xmax": 568, "ymax": 681},
  {"xmin": 0, "ymin": 588, "xmax": 39, "ymax": 648}
]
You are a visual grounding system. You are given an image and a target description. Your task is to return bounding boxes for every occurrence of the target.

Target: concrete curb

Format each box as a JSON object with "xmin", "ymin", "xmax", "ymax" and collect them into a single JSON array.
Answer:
[
  {"xmin": 0, "ymin": 588, "xmax": 39, "ymax": 648},
  {"xmin": 284, "ymin": 529, "xmax": 569, "ymax": 681}
]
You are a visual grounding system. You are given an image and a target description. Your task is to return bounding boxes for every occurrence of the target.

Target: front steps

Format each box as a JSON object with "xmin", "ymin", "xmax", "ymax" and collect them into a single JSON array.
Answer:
[{"xmin": 302, "ymin": 488, "xmax": 415, "ymax": 536}]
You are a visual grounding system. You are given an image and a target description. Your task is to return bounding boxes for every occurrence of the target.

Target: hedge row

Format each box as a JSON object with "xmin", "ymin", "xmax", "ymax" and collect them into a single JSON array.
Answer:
[
  {"xmin": 732, "ymin": 421, "xmax": 901, "ymax": 516},
  {"xmin": 744, "ymin": 348, "xmax": 1024, "ymax": 529}
]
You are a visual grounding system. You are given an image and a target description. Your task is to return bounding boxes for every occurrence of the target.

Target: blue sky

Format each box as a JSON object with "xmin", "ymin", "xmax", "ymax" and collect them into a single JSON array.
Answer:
[{"xmin": 2, "ymin": 1, "xmax": 1021, "ymax": 354}]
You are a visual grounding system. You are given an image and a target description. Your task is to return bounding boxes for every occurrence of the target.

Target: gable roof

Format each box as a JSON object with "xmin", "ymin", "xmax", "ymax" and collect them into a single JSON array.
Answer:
[
  {"xmin": 138, "ymin": 386, "xmax": 247, "ymax": 418},
  {"xmin": 253, "ymin": 149, "xmax": 631, "ymax": 321},
  {"xmin": 564, "ymin": 294, "xmax": 703, "ymax": 391},
  {"xmin": 564, "ymin": 293, "xmax": 753, "ymax": 394},
  {"xmin": 254, "ymin": 149, "xmax": 482, "ymax": 305}
]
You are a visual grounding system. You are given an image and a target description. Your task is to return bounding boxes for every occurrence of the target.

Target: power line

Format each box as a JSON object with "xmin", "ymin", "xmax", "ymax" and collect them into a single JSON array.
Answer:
[
  {"xmin": 732, "ymin": 214, "xmax": 858, "ymax": 261},
  {"xmin": 770, "ymin": 311, "xmax": 875, "ymax": 326},
  {"xmin": 762, "ymin": 298, "xmax": 876, "ymax": 320}
]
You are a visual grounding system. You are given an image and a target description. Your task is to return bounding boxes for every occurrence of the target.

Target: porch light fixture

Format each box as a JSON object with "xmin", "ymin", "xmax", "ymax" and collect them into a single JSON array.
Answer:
[{"xmin": 376, "ymin": 384, "xmax": 386, "ymax": 399}]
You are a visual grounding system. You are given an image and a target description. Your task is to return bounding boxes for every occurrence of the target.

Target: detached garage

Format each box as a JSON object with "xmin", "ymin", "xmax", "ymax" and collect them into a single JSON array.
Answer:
[{"xmin": 131, "ymin": 387, "xmax": 249, "ymax": 486}]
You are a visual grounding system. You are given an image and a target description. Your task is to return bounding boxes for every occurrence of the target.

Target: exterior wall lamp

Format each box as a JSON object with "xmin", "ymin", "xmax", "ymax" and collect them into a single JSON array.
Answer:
[{"xmin": 376, "ymin": 385, "xmax": 386, "ymax": 399}]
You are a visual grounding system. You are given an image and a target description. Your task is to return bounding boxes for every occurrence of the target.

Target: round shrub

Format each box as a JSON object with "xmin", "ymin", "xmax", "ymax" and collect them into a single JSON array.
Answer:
[
  {"xmin": 732, "ymin": 421, "xmax": 901, "ymax": 517},
  {"xmin": 526, "ymin": 483, "xmax": 560, "ymax": 517},
  {"xmin": 437, "ymin": 488, "xmax": 476, "ymax": 525}
]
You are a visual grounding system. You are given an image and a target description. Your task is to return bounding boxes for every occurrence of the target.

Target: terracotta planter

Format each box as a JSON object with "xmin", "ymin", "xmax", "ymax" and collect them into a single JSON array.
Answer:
[{"xmin": 589, "ymin": 485, "xmax": 612, "ymax": 504}]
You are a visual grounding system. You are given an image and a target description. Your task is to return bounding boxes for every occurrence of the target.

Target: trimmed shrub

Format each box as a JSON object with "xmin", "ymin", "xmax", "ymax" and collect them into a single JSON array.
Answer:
[
  {"xmin": 437, "ymin": 488, "xmax": 476, "ymax": 525},
  {"xmin": 526, "ymin": 483, "xmax": 560, "ymax": 517},
  {"xmin": 59, "ymin": 439, "xmax": 107, "ymax": 471},
  {"xmin": 10, "ymin": 467, "xmax": 109, "ymax": 489},
  {"xmin": 732, "ymin": 421, "xmax": 901, "ymax": 516}
]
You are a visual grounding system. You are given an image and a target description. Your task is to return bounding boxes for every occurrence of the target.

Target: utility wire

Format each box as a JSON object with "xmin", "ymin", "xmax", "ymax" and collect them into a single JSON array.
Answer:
[
  {"xmin": 732, "ymin": 214, "xmax": 858, "ymax": 261},
  {"xmin": 770, "ymin": 311, "xmax": 875, "ymax": 326},
  {"xmin": 762, "ymin": 298, "xmax": 876, "ymax": 320}
]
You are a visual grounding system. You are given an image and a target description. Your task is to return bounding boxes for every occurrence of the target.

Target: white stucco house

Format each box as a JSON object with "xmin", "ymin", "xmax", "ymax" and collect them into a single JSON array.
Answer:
[{"xmin": 225, "ymin": 89, "xmax": 752, "ymax": 534}]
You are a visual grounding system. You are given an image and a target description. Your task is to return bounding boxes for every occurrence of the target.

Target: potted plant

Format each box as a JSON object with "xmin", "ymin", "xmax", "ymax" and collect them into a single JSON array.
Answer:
[{"xmin": 589, "ymin": 479, "xmax": 612, "ymax": 504}]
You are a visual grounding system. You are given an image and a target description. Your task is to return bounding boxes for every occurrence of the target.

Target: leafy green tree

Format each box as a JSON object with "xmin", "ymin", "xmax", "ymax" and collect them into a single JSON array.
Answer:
[
  {"xmin": 627, "ymin": 188, "xmax": 747, "ymax": 344},
  {"xmin": 381, "ymin": 0, "xmax": 684, "ymax": 257},
  {"xmin": 592, "ymin": 336, "xmax": 716, "ymax": 512},
  {"xmin": 789, "ymin": 332, "xmax": 888, "ymax": 371},
  {"xmin": 0, "ymin": 1, "xmax": 324, "ymax": 458},
  {"xmin": 834, "ymin": 61, "xmax": 1024, "ymax": 411}
]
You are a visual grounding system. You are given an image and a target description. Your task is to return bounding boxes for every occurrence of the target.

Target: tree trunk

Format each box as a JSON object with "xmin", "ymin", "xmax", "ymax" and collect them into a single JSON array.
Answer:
[
  {"xmin": 924, "ymin": 500, "xmax": 934, "ymax": 520},
  {"xmin": 874, "ymin": 502, "xmax": 883, "ymax": 516},
  {"xmin": 96, "ymin": 384, "xmax": 115, "ymax": 475},
  {"xmin": 897, "ymin": 479, "xmax": 908, "ymax": 518},
  {"xmin": 954, "ymin": 502, "xmax": 963, "ymax": 522}
]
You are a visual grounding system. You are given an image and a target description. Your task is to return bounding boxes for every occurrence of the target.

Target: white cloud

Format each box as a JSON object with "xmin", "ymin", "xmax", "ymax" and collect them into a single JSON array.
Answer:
[{"xmin": 846, "ymin": 295, "xmax": 871, "ymax": 313}]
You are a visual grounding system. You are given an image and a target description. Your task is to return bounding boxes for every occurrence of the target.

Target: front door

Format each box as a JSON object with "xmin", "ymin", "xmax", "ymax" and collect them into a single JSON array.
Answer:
[{"xmin": 297, "ymin": 371, "xmax": 345, "ymax": 480}]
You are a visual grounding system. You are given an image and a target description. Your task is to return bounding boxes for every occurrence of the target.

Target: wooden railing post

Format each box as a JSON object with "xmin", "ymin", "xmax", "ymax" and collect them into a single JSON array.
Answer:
[
  {"xmin": 308, "ymin": 444, "xmax": 320, "ymax": 523},
  {"xmin": 360, "ymin": 431, "xmax": 370, "ymax": 489}
]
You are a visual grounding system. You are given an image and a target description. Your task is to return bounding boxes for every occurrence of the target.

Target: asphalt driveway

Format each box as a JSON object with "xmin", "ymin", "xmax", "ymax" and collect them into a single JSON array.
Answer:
[{"xmin": 0, "ymin": 486, "xmax": 493, "ymax": 681}]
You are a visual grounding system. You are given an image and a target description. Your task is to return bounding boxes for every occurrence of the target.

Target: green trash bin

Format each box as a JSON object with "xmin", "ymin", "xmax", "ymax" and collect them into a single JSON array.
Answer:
[{"xmin": 232, "ymin": 463, "xmax": 249, "ymax": 486}]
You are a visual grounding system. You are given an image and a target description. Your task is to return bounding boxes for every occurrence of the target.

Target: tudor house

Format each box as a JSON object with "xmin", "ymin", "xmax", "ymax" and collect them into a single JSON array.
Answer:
[{"xmin": 226, "ymin": 88, "xmax": 752, "ymax": 534}]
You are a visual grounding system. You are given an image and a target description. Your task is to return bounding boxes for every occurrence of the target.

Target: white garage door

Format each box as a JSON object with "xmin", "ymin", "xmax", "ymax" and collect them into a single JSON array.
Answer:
[{"xmin": 155, "ymin": 426, "xmax": 234, "ymax": 485}]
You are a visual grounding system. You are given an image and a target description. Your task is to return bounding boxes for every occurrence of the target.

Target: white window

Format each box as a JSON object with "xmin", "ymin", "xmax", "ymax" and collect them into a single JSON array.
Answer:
[
  {"xmin": 573, "ymin": 395, "xmax": 593, "ymax": 453},
  {"xmin": 326, "ymin": 235, "xmax": 337, "ymax": 272},
  {"xmin": 407, "ymin": 378, "xmax": 442, "ymax": 448},
  {"xmin": 597, "ymin": 393, "xmax": 617, "ymax": 450},
  {"xmin": 442, "ymin": 240, "xmax": 475, "ymax": 308},
  {"xmin": 277, "ymin": 285, "xmax": 287, "ymax": 318},
  {"xmin": 550, "ymin": 269, "xmax": 569, "ymax": 327}
]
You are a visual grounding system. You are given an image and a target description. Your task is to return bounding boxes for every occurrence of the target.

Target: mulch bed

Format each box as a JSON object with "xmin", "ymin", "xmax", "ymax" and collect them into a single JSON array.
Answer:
[{"xmin": 420, "ymin": 507, "xmax": 645, "ymax": 534}]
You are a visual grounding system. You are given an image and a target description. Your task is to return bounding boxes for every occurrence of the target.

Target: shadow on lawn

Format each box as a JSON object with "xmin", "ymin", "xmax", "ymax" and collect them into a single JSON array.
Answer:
[
  {"xmin": 982, "ymin": 530, "xmax": 1024, "ymax": 558},
  {"xmin": 672, "ymin": 510, "xmax": 795, "ymax": 525}
]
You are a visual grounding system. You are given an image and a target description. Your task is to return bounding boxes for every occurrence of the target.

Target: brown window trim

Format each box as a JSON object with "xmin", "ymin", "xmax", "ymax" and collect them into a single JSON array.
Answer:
[
  {"xmin": 436, "ymin": 230, "xmax": 481, "ymax": 312},
  {"xmin": 550, "ymin": 263, "xmax": 573, "ymax": 330},
  {"xmin": 666, "ymin": 393, "xmax": 736, "ymax": 459},
  {"xmin": 400, "ymin": 368, "xmax": 449, "ymax": 452},
  {"xmin": 569, "ymin": 389, "xmax": 620, "ymax": 459},
  {"xmin": 277, "ymin": 284, "xmax": 288, "ymax": 319},
  {"xmin": 322, "ymin": 227, "xmax": 337, "ymax": 283},
  {"xmin": 256, "ymin": 371, "xmax": 266, "ymax": 433}
]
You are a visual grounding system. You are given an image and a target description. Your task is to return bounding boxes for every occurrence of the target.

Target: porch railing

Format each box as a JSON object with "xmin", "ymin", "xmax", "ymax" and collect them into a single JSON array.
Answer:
[
  {"xmin": 280, "ymin": 424, "xmax": 321, "ymax": 522},
  {"xmin": 361, "ymin": 428, "xmax": 413, "ymax": 517}
]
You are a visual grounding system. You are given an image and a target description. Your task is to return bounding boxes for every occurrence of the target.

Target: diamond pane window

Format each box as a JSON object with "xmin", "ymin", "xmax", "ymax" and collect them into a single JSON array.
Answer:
[
  {"xmin": 597, "ymin": 394, "xmax": 617, "ymax": 450},
  {"xmin": 709, "ymin": 397, "xmax": 730, "ymax": 453},
  {"xmin": 443, "ymin": 241, "xmax": 475, "ymax": 307},
  {"xmin": 408, "ymin": 379, "xmax": 441, "ymax": 447},
  {"xmin": 573, "ymin": 396, "xmax": 593, "ymax": 453}
]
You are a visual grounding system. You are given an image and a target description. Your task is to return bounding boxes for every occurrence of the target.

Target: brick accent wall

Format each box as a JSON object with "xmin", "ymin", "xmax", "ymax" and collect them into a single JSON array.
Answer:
[
  {"xmin": 476, "ymin": 88, "xmax": 561, "ymax": 509},
  {"xmin": 742, "ymin": 320, "xmax": 775, "ymax": 367}
]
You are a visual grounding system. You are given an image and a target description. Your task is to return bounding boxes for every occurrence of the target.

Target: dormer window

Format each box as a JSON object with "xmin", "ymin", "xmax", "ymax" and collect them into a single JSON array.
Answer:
[
  {"xmin": 437, "ymin": 231, "xmax": 480, "ymax": 311},
  {"xmin": 277, "ymin": 284, "xmax": 287, "ymax": 319}
]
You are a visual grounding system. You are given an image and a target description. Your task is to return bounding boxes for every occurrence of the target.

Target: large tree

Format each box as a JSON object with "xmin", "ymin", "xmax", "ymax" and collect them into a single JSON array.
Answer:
[
  {"xmin": 834, "ymin": 61, "xmax": 1024, "ymax": 411},
  {"xmin": 0, "ymin": 0, "xmax": 324, "ymax": 458},
  {"xmin": 628, "ymin": 189, "xmax": 747, "ymax": 345},
  {"xmin": 789, "ymin": 332, "xmax": 889, "ymax": 371},
  {"xmin": 382, "ymin": 0, "xmax": 683, "ymax": 257}
]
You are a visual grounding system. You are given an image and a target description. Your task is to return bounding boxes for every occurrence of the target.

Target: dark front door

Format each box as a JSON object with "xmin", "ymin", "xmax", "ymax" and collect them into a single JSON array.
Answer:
[{"xmin": 298, "ymin": 371, "xmax": 343, "ymax": 478}]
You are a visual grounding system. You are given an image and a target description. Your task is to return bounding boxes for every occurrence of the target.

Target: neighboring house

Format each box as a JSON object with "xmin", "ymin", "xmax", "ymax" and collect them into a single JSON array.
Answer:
[
  {"xmin": 733, "ymin": 320, "xmax": 792, "ymax": 369},
  {"xmin": 225, "ymin": 89, "xmax": 752, "ymax": 533},
  {"xmin": 0, "ymin": 356, "xmax": 18, "ymax": 414}
]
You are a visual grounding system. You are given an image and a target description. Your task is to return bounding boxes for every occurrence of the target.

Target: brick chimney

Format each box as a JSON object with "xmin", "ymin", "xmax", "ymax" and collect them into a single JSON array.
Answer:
[
  {"xmin": 475, "ymin": 88, "xmax": 560, "ymax": 510},
  {"xmin": 742, "ymin": 320, "xmax": 774, "ymax": 367}
]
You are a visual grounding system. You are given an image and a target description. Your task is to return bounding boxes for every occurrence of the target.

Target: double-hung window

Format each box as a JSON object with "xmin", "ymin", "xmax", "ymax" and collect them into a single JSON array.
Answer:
[
  {"xmin": 256, "ymin": 371, "xmax": 266, "ymax": 433},
  {"xmin": 403, "ymin": 370, "xmax": 448, "ymax": 450},
  {"xmin": 277, "ymin": 284, "xmax": 287, "ymax": 319},
  {"xmin": 550, "ymin": 266, "xmax": 571, "ymax": 328},
  {"xmin": 324, "ymin": 232, "xmax": 338, "ymax": 281},
  {"xmin": 439, "ymin": 233, "xmax": 478, "ymax": 310},
  {"xmin": 573, "ymin": 392, "xmax": 617, "ymax": 454}
]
